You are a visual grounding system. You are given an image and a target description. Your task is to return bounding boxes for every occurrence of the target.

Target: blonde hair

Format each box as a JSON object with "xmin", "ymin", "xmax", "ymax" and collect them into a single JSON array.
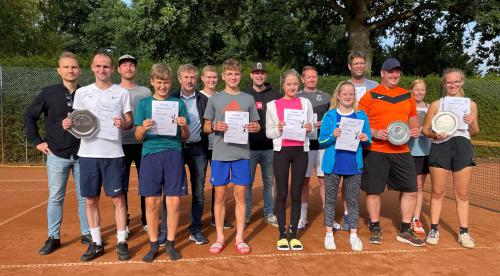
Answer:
[
  {"xmin": 222, "ymin": 58, "xmax": 241, "ymax": 72},
  {"xmin": 409, "ymin": 79, "xmax": 426, "ymax": 91},
  {"xmin": 57, "ymin": 51, "xmax": 79, "ymax": 67},
  {"xmin": 151, "ymin": 63, "xmax": 173, "ymax": 80},
  {"xmin": 330, "ymin": 81, "xmax": 357, "ymax": 110},
  {"xmin": 281, "ymin": 69, "xmax": 301, "ymax": 90},
  {"xmin": 442, "ymin": 68, "xmax": 465, "ymax": 97},
  {"xmin": 201, "ymin": 65, "xmax": 217, "ymax": 76}
]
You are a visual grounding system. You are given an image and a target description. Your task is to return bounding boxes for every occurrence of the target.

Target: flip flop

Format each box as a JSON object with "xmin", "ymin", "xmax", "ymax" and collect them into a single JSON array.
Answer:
[
  {"xmin": 209, "ymin": 241, "xmax": 226, "ymax": 254},
  {"xmin": 234, "ymin": 241, "xmax": 251, "ymax": 254}
]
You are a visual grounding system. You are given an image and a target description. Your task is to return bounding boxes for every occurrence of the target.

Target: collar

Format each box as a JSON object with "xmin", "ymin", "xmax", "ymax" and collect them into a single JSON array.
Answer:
[{"xmin": 180, "ymin": 90, "xmax": 196, "ymax": 99}]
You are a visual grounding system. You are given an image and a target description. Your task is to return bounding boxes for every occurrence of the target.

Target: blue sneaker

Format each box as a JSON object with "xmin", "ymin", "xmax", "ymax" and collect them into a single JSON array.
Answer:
[
  {"xmin": 341, "ymin": 214, "xmax": 350, "ymax": 231},
  {"xmin": 189, "ymin": 232, "xmax": 208, "ymax": 245}
]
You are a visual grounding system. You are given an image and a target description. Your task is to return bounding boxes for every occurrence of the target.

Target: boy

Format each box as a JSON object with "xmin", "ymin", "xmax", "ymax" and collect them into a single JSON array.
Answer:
[
  {"xmin": 134, "ymin": 63, "xmax": 190, "ymax": 262},
  {"xmin": 203, "ymin": 58, "xmax": 260, "ymax": 254}
]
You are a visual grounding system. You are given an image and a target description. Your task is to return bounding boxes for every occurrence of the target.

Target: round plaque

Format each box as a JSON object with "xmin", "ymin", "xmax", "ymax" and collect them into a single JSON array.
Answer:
[
  {"xmin": 68, "ymin": 110, "xmax": 99, "ymax": 138},
  {"xmin": 431, "ymin": 111, "xmax": 459, "ymax": 136},
  {"xmin": 387, "ymin": 121, "xmax": 410, "ymax": 145}
]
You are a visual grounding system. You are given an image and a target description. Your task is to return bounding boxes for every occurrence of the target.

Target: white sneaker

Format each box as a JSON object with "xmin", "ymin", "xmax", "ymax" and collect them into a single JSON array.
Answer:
[
  {"xmin": 350, "ymin": 235, "xmax": 363, "ymax": 251},
  {"xmin": 458, "ymin": 232, "xmax": 475, "ymax": 249},
  {"xmin": 125, "ymin": 226, "xmax": 130, "ymax": 240},
  {"xmin": 426, "ymin": 229, "xmax": 439, "ymax": 245},
  {"xmin": 324, "ymin": 233, "xmax": 336, "ymax": 250},
  {"xmin": 332, "ymin": 221, "xmax": 341, "ymax": 231},
  {"xmin": 297, "ymin": 218, "xmax": 308, "ymax": 230}
]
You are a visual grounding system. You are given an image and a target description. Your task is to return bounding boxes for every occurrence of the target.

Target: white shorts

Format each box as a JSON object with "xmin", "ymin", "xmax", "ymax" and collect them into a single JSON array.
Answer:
[{"xmin": 305, "ymin": 149, "xmax": 324, "ymax": 177}]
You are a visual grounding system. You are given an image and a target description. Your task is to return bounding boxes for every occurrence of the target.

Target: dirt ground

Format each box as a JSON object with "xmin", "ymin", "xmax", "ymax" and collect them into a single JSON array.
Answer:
[{"xmin": 0, "ymin": 165, "xmax": 498, "ymax": 275}]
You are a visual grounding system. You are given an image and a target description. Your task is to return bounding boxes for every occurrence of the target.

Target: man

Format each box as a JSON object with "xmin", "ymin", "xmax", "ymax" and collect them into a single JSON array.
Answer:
[
  {"xmin": 118, "ymin": 54, "xmax": 151, "ymax": 233},
  {"xmin": 341, "ymin": 51, "xmax": 379, "ymax": 230},
  {"xmin": 24, "ymin": 51, "xmax": 91, "ymax": 255},
  {"xmin": 200, "ymin": 66, "xmax": 234, "ymax": 229},
  {"xmin": 298, "ymin": 66, "xmax": 334, "ymax": 230},
  {"xmin": 171, "ymin": 64, "xmax": 209, "ymax": 245},
  {"xmin": 203, "ymin": 58, "xmax": 260, "ymax": 254},
  {"xmin": 348, "ymin": 51, "xmax": 379, "ymax": 102},
  {"xmin": 358, "ymin": 58, "xmax": 424, "ymax": 247},
  {"xmin": 243, "ymin": 62, "xmax": 280, "ymax": 226},
  {"xmin": 63, "ymin": 52, "xmax": 134, "ymax": 261}
]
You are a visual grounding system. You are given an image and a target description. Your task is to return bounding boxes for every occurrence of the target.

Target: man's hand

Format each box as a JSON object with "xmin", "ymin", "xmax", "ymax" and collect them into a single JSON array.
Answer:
[
  {"xmin": 62, "ymin": 113, "xmax": 72, "ymax": 130},
  {"xmin": 176, "ymin": 116, "xmax": 187, "ymax": 127},
  {"xmin": 36, "ymin": 142, "xmax": 51, "ymax": 155},
  {"xmin": 113, "ymin": 116, "xmax": 123, "ymax": 129},
  {"xmin": 246, "ymin": 122, "xmax": 260, "ymax": 133},
  {"xmin": 142, "ymin": 119, "xmax": 154, "ymax": 130},
  {"xmin": 214, "ymin": 121, "xmax": 228, "ymax": 132},
  {"xmin": 373, "ymin": 129, "xmax": 388, "ymax": 140}
]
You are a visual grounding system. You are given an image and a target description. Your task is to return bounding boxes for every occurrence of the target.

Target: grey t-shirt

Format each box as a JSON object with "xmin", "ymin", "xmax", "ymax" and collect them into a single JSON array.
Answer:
[
  {"xmin": 203, "ymin": 91, "xmax": 260, "ymax": 161},
  {"xmin": 121, "ymin": 85, "xmax": 151, "ymax": 144}
]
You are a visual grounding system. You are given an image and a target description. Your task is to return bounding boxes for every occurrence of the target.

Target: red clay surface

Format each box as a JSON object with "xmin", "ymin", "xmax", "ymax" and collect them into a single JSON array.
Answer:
[{"xmin": 0, "ymin": 165, "xmax": 499, "ymax": 275}]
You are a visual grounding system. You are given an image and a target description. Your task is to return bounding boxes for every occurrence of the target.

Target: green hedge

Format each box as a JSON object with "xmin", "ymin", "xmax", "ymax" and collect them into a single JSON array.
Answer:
[{"xmin": 1, "ymin": 64, "xmax": 499, "ymax": 164}]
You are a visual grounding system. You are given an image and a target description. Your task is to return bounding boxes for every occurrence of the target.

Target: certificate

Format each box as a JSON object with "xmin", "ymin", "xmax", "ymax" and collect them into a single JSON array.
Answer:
[
  {"xmin": 355, "ymin": 86, "xmax": 367, "ymax": 102},
  {"xmin": 96, "ymin": 102, "xmax": 121, "ymax": 141},
  {"xmin": 150, "ymin": 101, "xmax": 179, "ymax": 136},
  {"xmin": 308, "ymin": 113, "xmax": 318, "ymax": 140},
  {"xmin": 442, "ymin": 96, "xmax": 470, "ymax": 130},
  {"xmin": 282, "ymin": 109, "xmax": 307, "ymax": 141},
  {"xmin": 224, "ymin": 111, "xmax": 249, "ymax": 144},
  {"xmin": 335, "ymin": 117, "xmax": 364, "ymax": 152}
]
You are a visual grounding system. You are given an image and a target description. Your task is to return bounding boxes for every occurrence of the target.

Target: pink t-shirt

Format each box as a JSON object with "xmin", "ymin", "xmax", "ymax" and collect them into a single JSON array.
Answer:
[{"xmin": 275, "ymin": 97, "xmax": 304, "ymax": 147}]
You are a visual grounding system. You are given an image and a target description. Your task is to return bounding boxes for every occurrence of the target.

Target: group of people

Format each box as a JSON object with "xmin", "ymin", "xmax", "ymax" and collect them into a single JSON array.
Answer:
[{"xmin": 24, "ymin": 50, "xmax": 479, "ymax": 263}]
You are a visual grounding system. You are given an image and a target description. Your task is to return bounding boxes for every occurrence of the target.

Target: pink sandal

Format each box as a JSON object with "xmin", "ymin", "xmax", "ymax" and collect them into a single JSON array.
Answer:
[
  {"xmin": 234, "ymin": 241, "xmax": 251, "ymax": 254},
  {"xmin": 209, "ymin": 241, "xmax": 226, "ymax": 254}
]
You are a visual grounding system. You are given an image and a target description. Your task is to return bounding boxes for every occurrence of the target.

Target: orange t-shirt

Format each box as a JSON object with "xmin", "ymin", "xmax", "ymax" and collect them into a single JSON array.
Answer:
[{"xmin": 358, "ymin": 85, "xmax": 417, "ymax": 153}]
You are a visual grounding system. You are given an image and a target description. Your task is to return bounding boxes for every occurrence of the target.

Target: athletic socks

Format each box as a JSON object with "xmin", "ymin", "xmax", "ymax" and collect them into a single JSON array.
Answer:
[
  {"xmin": 400, "ymin": 222, "xmax": 411, "ymax": 233},
  {"xmin": 90, "ymin": 227, "xmax": 102, "ymax": 246},
  {"xmin": 459, "ymin": 227, "xmax": 469, "ymax": 235},
  {"xmin": 431, "ymin": 224, "xmax": 439, "ymax": 231},
  {"xmin": 165, "ymin": 240, "xmax": 181, "ymax": 261},
  {"xmin": 116, "ymin": 230, "xmax": 127, "ymax": 243},
  {"xmin": 142, "ymin": 241, "xmax": 159, "ymax": 263},
  {"xmin": 369, "ymin": 221, "xmax": 380, "ymax": 229},
  {"xmin": 300, "ymin": 203, "xmax": 308, "ymax": 222}
]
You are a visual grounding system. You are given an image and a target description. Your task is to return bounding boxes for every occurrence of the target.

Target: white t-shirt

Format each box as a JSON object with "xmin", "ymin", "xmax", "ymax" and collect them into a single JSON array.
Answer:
[{"xmin": 73, "ymin": 84, "xmax": 132, "ymax": 158}]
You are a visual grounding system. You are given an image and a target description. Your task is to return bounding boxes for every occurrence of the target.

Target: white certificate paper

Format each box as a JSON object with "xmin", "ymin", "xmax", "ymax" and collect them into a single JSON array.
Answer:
[
  {"xmin": 355, "ymin": 86, "xmax": 367, "ymax": 102},
  {"xmin": 442, "ymin": 96, "xmax": 470, "ymax": 130},
  {"xmin": 308, "ymin": 113, "xmax": 318, "ymax": 140},
  {"xmin": 335, "ymin": 117, "xmax": 364, "ymax": 152},
  {"xmin": 96, "ymin": 102, "xmax": 121, "ymax": 140},
  {"xmin": 282, "ymin": 109, "xmax": 307, "ymax": 141},
  {"xmin": 150, "ymin": 101, "xmax": 179, "ymax": 136},
  {"xmin": 224, "ymin": 111, "xmax": 249, "ymax": 144}
]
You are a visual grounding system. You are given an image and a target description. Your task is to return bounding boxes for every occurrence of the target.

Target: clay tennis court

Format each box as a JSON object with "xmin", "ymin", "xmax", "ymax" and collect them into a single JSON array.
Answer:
[{"xmin": 0, "ymin": 165, "xmax": 498, "ymax": 275}]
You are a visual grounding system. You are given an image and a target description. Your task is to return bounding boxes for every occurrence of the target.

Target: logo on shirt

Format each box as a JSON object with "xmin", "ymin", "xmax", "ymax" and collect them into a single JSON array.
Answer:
[
  {"xmin": 316, "ymin": 94, "xmax": 322, "ymax": 102},
  {"xmin": 256, "ymin": 101, "xmax": 263, "ymax": 109},
  {"xmin": 223, "ymin": 99, "xmax": 241, "ymax": 113}
]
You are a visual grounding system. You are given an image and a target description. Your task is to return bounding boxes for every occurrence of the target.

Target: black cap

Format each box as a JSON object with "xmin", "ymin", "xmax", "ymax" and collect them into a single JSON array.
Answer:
[
  {"xmin": 251, "ymin": 62, "xmax": 267, "ymax": 72},
  {"xmin": 381, "ymin": 58, "xmax": 401, "ymax": 71},
  {"xmin": 118, "ymin": 54, "xmax": 137, "ymax": 66}
]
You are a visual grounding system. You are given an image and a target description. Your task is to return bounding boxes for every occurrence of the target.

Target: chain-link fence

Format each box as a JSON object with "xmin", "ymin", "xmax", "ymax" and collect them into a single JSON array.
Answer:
[{"xmin": 1, "ymin": 66, "xmax": 498, "ymax": 211}]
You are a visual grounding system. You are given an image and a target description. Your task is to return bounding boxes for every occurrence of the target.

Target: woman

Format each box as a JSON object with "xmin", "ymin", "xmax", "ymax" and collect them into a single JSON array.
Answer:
[
  {"xmin": 422, "ymin": 68, "xmax": 479, "ymax": 248},
  {"xmin": 266, "ymin": 69, "xmax": 313, "ymax": 251},
  {"xmin": 319, "ymin": 81, "xmax": 371, "ymax": 251},
  {"xmin": 408, "ymin": 79, "xmax": 431, "ymax": 234}
]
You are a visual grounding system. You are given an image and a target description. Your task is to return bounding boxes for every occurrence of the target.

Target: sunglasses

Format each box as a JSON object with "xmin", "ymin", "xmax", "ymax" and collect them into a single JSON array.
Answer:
[{"xmin": 66, "ymin": 93, "xmax": 73, "ymax": 107}]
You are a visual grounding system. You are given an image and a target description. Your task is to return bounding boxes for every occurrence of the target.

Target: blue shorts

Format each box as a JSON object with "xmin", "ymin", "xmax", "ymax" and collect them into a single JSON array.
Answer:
[
  {"xmin": 139, "ymin": 149, "xmax": 188, "ymax": 197},
  {"xmin": 210, "ymin": 159, "xmax": 251, "ymax": 186},
  {"xmin": 79, "ymin": 157, "xmax": 126, "ymax": 197}
]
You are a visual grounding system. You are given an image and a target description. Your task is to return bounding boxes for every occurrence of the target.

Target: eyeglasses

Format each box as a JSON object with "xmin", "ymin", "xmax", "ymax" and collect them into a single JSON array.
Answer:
[
  {"xmin": 445, "ymin": 80, "xmax": 463, "ymax": 86},
  {"xmin": 66, "ymin": 93, "xmax": 73, "ymax": 107}
]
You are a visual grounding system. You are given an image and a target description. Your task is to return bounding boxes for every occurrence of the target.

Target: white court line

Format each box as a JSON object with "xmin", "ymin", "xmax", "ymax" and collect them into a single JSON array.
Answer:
[
  {"xmin": 0, "ymin": 179, "xmax": 47, "ymax": 182},
  {"xmin": 0, "ymin": 199, "xmax": 48, "ymax": 227},
  {"xmin": 0, "ymin": 246, "xmax": 498, "ymax": 269}
]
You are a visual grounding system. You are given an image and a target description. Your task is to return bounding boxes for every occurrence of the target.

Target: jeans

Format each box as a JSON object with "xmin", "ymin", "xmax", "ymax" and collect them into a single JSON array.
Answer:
[
  {"xmin": 183, "ymin": 144, "xmax": 207, "ymax": 233},
  {"xmin": 246, "ymin": 149, "xmax": 275, "ymax": 221},
  {"xmin": 46, "ymin": 153, "xmax": 89, "ymax": 238}
]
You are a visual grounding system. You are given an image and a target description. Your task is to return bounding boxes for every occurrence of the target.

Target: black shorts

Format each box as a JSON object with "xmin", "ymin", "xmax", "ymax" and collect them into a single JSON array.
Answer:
[
  {"xmin": 361, "ymin": 151, "xmax": 417, "ymax": 194},
  {"xmin": 428, "ymin": 136, "xmax": 475, "ymax": 171},
  {"xmin": 413, "ymin": 156, "xmax": 429, "ymax": 175}
]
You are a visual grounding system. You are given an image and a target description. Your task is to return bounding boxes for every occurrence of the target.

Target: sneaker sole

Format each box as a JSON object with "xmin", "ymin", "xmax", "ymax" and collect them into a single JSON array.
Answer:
[
  {"xmin": 189, "ymin": 236, "xmax": 208, "ymax": 245},
  {"xmin": 396, "ymin": 236, "xmax": 425, "ymax": 247},
  {"xmin": 117, "ymin": 253, "xmax": 131, "ymax": 261},
  {"xmin": 458, "ymin": 240, "xmax": 475, "ymax": 249},
  {"xmin": 369, "ymin": 240, "xmax": 382, "ymax": 244},
  {"xmin": 277, "ymin": 247, "xmax": 290, "ymax": 251},
  {"xmin": 291, "ymin": 247, "xmax": 303, "ymax": 251},
  {"xmin": 80, "ymin": 251, "xmax": 104, "ymax": 262},
  {"xmin": 425, "ymin": 239, "xmax": 439, "ymax": 245},
  {"xmin": 325, "ymin": 245, "xmax": 336, "ymax": 250}
]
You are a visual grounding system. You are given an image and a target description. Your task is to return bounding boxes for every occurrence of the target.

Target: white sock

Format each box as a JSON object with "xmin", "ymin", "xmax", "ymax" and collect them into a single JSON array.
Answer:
[
  {"xmin": 350, "ymin": 233, "xmax": 358, "ymax": 239},
  {"xmin": 300, "ymin": 203, "xmax": 308, "ymax": 221},
  {"xmin": 90, "ymin": 227, "xmax": 102, "ymax": 245},
  {"xmin": 326, "ymin": 232, "xmax": 333, "ymax": 237},
  {"xmin": 116, "ymin": 230, "xmax": 127, "ymax": 243}
]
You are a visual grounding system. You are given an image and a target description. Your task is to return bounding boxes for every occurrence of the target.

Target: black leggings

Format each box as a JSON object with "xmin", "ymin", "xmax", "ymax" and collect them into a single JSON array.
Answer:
[{"xmin": 273, "ymin": 146, "xmax": 308, "ymax": 238}]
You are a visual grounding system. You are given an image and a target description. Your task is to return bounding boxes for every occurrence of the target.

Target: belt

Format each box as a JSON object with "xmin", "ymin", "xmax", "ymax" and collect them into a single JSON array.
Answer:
[{"xmin": 183, "ymin": 140, "xmax": 204, "ymax": 148}]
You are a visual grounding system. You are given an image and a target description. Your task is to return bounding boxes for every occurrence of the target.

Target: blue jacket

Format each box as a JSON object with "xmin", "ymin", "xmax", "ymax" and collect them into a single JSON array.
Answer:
[{"xmin": 318, "ymin": 109, "xmax": 372, "ymax": 174}]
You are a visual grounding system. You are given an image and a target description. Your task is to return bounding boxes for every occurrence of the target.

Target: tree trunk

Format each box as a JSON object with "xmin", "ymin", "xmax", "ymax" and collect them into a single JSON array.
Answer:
[{"xmin": 347, "ymin": 20, "xmax": 374, "ymax": 77}]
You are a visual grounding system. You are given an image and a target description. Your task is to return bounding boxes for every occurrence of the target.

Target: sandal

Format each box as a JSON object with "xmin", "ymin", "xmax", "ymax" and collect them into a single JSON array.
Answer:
[
  {"xmin": 234, "ymin": 241, "xmax": 251, "ymax": 254},
  {"xmin": 289, "ymin": 238, "xmax": 303, "ymax": 251},
  {"xmin": 209, "ymin": 241, "xmax": 226, "ymax": 254},
  {"xmin": 277, "ymin": 238, "xmax": 290, "ymax": 251}
]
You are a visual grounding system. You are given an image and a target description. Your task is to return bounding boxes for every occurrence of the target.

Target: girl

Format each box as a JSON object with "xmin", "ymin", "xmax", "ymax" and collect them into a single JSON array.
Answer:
[
  {"xmin": 266, "ymin": 69, "xmax": 313, "ymax": 251},
  {"xmin": 319, "ymin": 81, "xmax": 371, "ymax": 251},
  {"xmin": 423, "ymin": 68, "xmax": 479, "ymax": 248},
  {"xmin": 408, "ymin": 79, "xmax": 431, "ymax": 234}
]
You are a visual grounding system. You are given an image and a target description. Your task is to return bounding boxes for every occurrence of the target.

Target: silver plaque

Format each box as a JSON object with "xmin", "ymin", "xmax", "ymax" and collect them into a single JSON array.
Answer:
[
  {"xmin": 432, "ymin": 111, "xmax": 459, "ymax": 136},
  {"xmin": 387, "ymin": 121, "xmax": 410, "ymax": 145},
  {"xmin": 68, "ymin": 110, "xmax": 99, "ymax": 139}
]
